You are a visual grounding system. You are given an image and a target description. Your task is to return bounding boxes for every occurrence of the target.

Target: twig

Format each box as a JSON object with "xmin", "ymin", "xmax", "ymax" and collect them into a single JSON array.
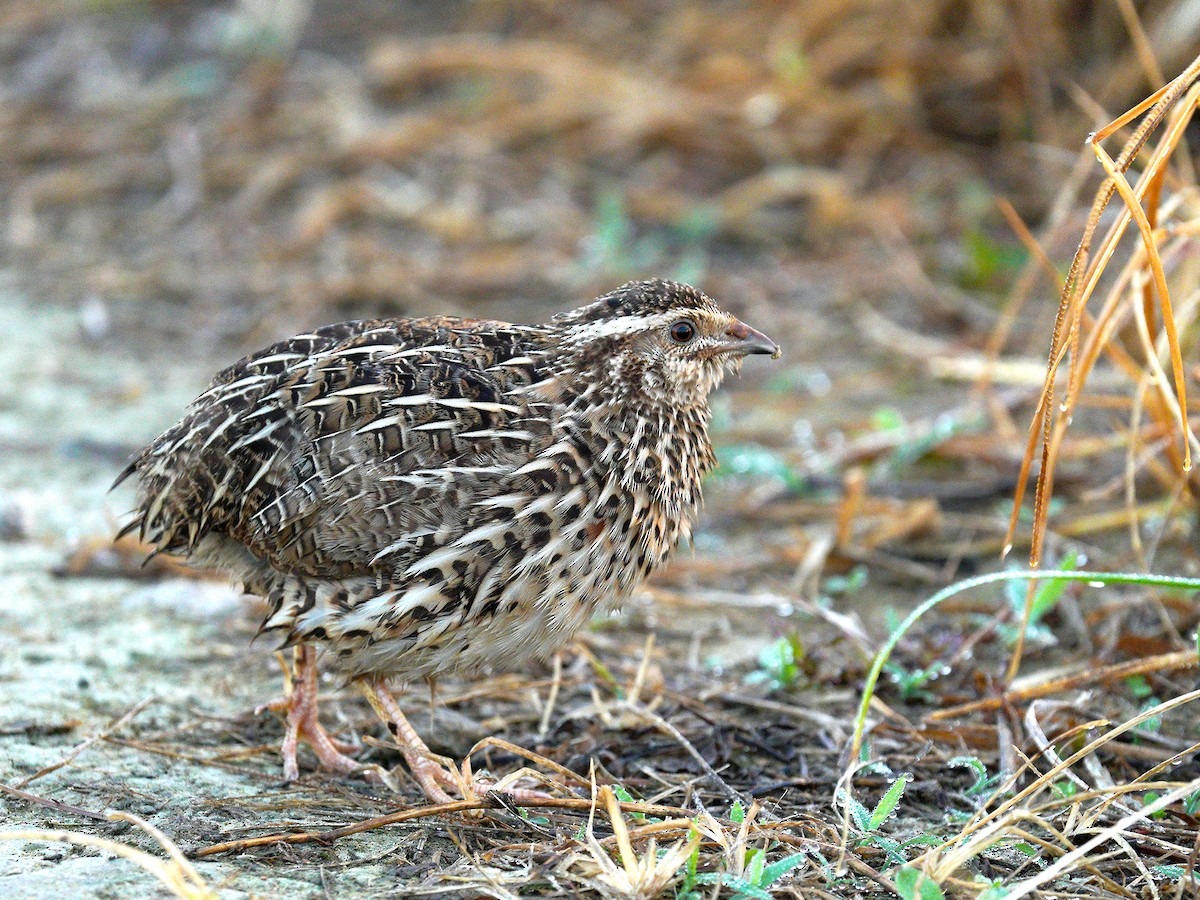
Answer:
[
  {"xmin": 0, "ymin": 781, "xmax": 111, "ymax": 822},
  {"xmin": 196, "ymin": 796, "xmax": 697, "ymax": 856},
  {"xmin": 15, "ymin": 697, "xmax": 154, "ymax": 789},
  {"xmin": 928, "ymin": 649, "xmax": 1199, "ymax": 720}
]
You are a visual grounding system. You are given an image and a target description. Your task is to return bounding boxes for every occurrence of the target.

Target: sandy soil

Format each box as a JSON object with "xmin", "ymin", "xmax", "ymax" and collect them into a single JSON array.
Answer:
[{"xmin": 0, "ymin": 287, "xmax": 897, "ymax": 897}]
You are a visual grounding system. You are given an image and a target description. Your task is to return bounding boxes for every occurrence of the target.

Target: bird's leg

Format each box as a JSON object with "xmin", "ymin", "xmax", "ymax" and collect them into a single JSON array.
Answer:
[
  {"xmin": 256, "ymin": 646, "xmax": 364, "ymax": 781},
  {"xmin": 358, "ymin": 678, "xmax": 550, "ymax": 805},
  {"xmin": 358, "ymin": 677, "xmax": 457, "ymax": 803}
]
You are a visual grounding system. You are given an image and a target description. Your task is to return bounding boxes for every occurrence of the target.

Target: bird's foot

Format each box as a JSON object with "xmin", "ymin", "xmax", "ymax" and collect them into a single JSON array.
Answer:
[
  {"xmin": 411, "ymin": 753, "xmax": 553, "ymax": 806},
  {"xmin": 258, "ymin": 647, "xmax": 377, "ymax": 782},
  {"xmin": 256, "ymin": 693, "xmax": 368, "ymax": 781},
  {"xmin": 357, "ymin": 676, "xmax": 552, "ymax": 805}
]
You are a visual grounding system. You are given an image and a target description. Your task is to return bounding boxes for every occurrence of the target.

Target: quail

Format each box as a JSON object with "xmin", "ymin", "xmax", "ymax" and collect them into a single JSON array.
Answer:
[{"xmin": 116, "ymin": 279, "xmax": 780, "ymax": 801}]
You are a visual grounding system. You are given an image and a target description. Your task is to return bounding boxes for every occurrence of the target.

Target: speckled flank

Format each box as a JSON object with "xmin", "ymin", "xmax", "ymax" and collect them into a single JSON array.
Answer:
[{"xmin": 117, "ymin": 279, "xmax": 777, "ymax": 683}]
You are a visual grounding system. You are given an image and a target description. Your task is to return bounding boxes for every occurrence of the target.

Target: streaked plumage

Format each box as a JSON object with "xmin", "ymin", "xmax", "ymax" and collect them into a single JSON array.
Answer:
[{"xmin": 117, "ymin": 278, "xmax": 779, "ymax": 796}]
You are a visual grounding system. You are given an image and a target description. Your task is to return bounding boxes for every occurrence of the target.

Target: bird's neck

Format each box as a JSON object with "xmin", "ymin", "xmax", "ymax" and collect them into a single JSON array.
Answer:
[
  {"xmin": 530, "ymin": 346, "xmax": 718, "ymax": 524},
  {"xmin": 568, "ymin": 377, "xmax": 716, "ymax": 521}
]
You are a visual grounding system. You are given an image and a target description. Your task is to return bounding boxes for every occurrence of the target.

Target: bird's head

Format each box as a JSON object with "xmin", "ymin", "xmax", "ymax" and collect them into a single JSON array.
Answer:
[{"xmin": 548, "ymin": 279, "xmax": 780, "ymax": 407}]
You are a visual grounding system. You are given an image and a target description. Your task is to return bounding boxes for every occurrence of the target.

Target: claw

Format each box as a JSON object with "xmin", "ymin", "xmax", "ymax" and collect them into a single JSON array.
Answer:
[
  {"xmin": 261, "ymin": 646, "xmax": 374, "ymax": 781},
  {"xmin": 357, "ymin": 678, "xmax": 551, "ymax": 805}
]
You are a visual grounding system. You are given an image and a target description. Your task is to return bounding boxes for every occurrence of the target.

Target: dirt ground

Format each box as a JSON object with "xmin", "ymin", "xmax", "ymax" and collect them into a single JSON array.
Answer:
[
  {"xmin": 0, "ymin": 274, "xmax": 840, "ymax": 893},
  {"xmin": 0, "ymin": 267, "xmax": 933, "ymax": 897},
  {"xmin": 5, "ymin": 2, "xmax": 1200, "ymax": 898}
]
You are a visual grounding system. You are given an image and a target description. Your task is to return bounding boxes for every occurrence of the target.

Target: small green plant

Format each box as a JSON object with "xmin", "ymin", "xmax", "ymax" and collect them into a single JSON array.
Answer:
[
  {"xmin": 612, "ymin": 784, "xmax": 646, "ymax": 821},
  {"xmin": 771, "ymin": 45, "xmax": 809, "ymax": 83},
  {"xmin": 713, "ymin": 444, "xmax": 808, "ymax": 493},
  {"xmin": 823, "ymin": 565, "xmax": 868, "ymax": 596},
  {"xmin": 1134, "ymin": 697, "xmax": 1163, "ymax": 736},
  {"xmin": 1142, "ymin": 791, "xmax": 1169, "ymax": 820},
  {"xmin": 1050, "ymin": 780, "xmax": 1079, "ymax": 800},
  {"xmin": 895, "ymin": 866, "xmax": 945, "ymax": 900},
  {"xmin": 883, "ymin": 661, "xmax": 942, "ymax": 703},
  {"xmin": 999, "ymin": 551, "xmax": 1079, "ymax": 647},
  {"xmin": 947, "ymin": 755, "xmax": 1002, "ymax": 798},
  {"xmin": 972, "ymin": 876, "xmax": 1010, "ymax": 899},
  {"xmin": 675, "ymin": 840, "xmax": 703, "ymax": 900},
  {"xmin": 579, "ymin": 189, "xmax": 718, "ymax": 284},
  {"xmin": 1151, "ymin": 863, "xmax": 1200, "ymax": 885},
  {"xmin": 878, "ymin": 410, "xmax": 978, "ymax": 474},
  {"xmin": 746, "ymin": 634, "xmax": 805, "ymax": 691},
  {"xmin": 960, "ymin": 227, "xmax": 1027, "ymax": 291},
  {"xmin": 850, "ymin": 568, "xmax": 1200, "ymax": 761},
  {"xmin": 854, "ymin": 772, "xmax": 907, "ymax": 835},
  {"xmin": 1125, "ymin": 674, "xmax": 1154, "ymax": 699},
  {"xmin": 675, "ymin": 802, "xmax": 807, "ymax": 899},
  {"xmin": 1185, "ymin": 790, "xmax": 1200, "ymax": 815},
  {"xmin": 679, "ymin": 848, "xmax": 807, "ymax": 900},
  {"xmin": 517, "ymin": 807, "xmax": 550, "ymax": 826},
  {"xmin": 838, "ymin": 775, "xmax": 940, "ymax": 865},
  {"xmin": 871, "ymin": 406, "xmax": 905, "ymax": 433}
]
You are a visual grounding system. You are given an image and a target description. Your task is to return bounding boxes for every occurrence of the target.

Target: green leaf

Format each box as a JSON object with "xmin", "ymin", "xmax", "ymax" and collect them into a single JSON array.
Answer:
[
  {"xmin": 947, "ymin": 755, "xmax": 1001, "ymax": 797},
  {"xmin": 1144, "ymin": 791, "xmax": 1168, "ymax": 820},
  {"xmin": 1185, "ymin": 790, "xmax": 1200, "ymax": 815},
  {"xmin": 743, "ymin": 848, "xmax": 765, "ymax": 885},
  {"xmin": 973, "ymin": 877, "xmax": 1010, "ymax": 900},
  {"xmin": 1124, "ymin": 674, "xmax": 1154, "ymax": 698},
  {"xmin": 895, "ymin": 866, "xmax": 944, "ymax": 900},
  {"xmin": 1151, "ymin": 864, "xmax": 1186, "ymax": 879},
  {"xmin": 692, "ymin": 873, "xmax": 772, "ymax": 899},
  {"xmin": 871, "ymin": 406, "xmax": 905, "ymax": 432},
  {"xmin": 898, "ymin": 834, "xmax": 945, "ymax": 851},
  {"xmin": 868, "ymin": 774, "xmax": 911, "ymax": 831},
  {"xmin": 1005, "ymin": 551, "xmax": 1078, "ymax": 628},
  {"xmin": 856, "ymin": 833, "xmax": 906, "ymax": 866},
  {"xmin": 611, "ymin": 784, "xmax": 646, "ymax": 820},
  {"xmin": 823, "ymin": 565, "xmax": 869, "ymax": 596},
  {"xmin": 730, "ymin": 799, "xmax": 745, "ymax": 823},
  {"xmin": 724, "ymin": 878, "xmax": 773, "ymax": 900},
  {"xmin": 1136, "ymin": 697, "xmax": 1163, "ymax": 734},
  {"xmin": 751, "ymin": 634, "xmax": 805, "ymax": 691},
  {"xmin": 760, "ymin": 852, "xmax": 807, "ymax": 886},
  {"xmin": 947, "ymin": 756, "xmax": 985, "ymax": 785},
  {"xmin": 1050, "ymin": 780, "xmax": 1078, "ymax": 799},
  {"xmin": 882, "ymin": 410, "xmax": 972, "ymax": 472},
  {"xmin": 771, "ymin": 46, "xmax": 809, "ymax": 83},
  {"xmin": 960, "ymin": 228, "xmax": 1026, "ymax": 290},
  {"xmin": 594, "ymin": 190, "xmax": 631, "ymax": 261},
  {"xmin": 847, "ymin": 793, "xmax": 871, "ymax": 832}
]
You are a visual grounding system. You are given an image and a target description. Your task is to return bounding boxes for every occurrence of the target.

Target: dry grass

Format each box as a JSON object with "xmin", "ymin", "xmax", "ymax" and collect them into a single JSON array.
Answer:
[{"xmin": 5, "ymin": 2, "xmax": 1200, "ymax": 898}]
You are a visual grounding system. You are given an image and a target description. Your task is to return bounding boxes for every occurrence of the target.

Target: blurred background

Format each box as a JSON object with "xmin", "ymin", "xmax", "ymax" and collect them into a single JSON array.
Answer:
[
  {"xmin": 6, "ymin": 2, "xmax": 1200, "ymax": 894},
  {"xmin": 7, "ymin": 0, "xmax": 1191, "ymax": 344},
  {"xmin": 6, "ymin": 0, "xmax": 1200, "ymax": 585}
]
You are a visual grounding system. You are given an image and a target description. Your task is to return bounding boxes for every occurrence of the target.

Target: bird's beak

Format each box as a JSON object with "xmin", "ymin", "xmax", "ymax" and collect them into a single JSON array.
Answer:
[{"xmin": 720, "ymin": 319, "xmax": 781, "ymax": 358}]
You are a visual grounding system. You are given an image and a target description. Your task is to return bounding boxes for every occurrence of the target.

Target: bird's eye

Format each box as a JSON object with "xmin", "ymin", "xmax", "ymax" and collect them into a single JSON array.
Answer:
[{"xmin": 669, "ymin": 320, "xmax": 697, "ymax": 343}]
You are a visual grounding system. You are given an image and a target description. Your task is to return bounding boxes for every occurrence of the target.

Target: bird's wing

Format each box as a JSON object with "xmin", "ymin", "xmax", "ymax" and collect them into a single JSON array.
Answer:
[{"xmin": 122, "ymin": 316, "xmax": 555, "ymax": 578}]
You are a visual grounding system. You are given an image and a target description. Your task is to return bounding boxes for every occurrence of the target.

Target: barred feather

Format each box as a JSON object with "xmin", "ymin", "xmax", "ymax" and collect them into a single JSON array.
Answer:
[{"xmin": 119, "ymin": 279, "xmax": 777, "ymax": 680}]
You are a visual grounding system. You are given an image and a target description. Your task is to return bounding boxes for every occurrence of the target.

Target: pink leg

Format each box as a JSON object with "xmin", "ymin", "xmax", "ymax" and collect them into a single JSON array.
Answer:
[
  {"xmin": 358, "ymin": 678, "xmax": 549, "ymax": 805},
  {"xmin": 257, "ymin": 646, "xmax": 365, "ymax": 780}
]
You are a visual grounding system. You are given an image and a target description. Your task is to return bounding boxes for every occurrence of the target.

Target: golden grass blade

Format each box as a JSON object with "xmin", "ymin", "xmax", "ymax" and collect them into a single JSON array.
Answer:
[{"xmin": 0, "ymin": 813, "xmax": 214, "ymax": 900}]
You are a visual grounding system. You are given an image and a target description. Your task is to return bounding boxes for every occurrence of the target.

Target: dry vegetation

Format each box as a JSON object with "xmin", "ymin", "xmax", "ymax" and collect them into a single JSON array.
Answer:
[{"xmin": 5, "ymin": 1, "xmax": 1200, "ymax": 897}]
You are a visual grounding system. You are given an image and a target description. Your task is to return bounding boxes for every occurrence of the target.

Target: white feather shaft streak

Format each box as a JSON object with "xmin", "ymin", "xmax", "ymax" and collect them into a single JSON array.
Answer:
[
  {"xmin": 227, "ymin": 417, "xmax": 287, "ymax": 451},
  {"xmin": 434, "ymin": 398, "xmax": 521, "ymax": 413},
  {"xmin": 384, "ymin": 394, "xmax": 434, "ymax": 406},
  {"xmin": 355, "ymin": 415, "xmax": 402, "ymax": 434}
]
